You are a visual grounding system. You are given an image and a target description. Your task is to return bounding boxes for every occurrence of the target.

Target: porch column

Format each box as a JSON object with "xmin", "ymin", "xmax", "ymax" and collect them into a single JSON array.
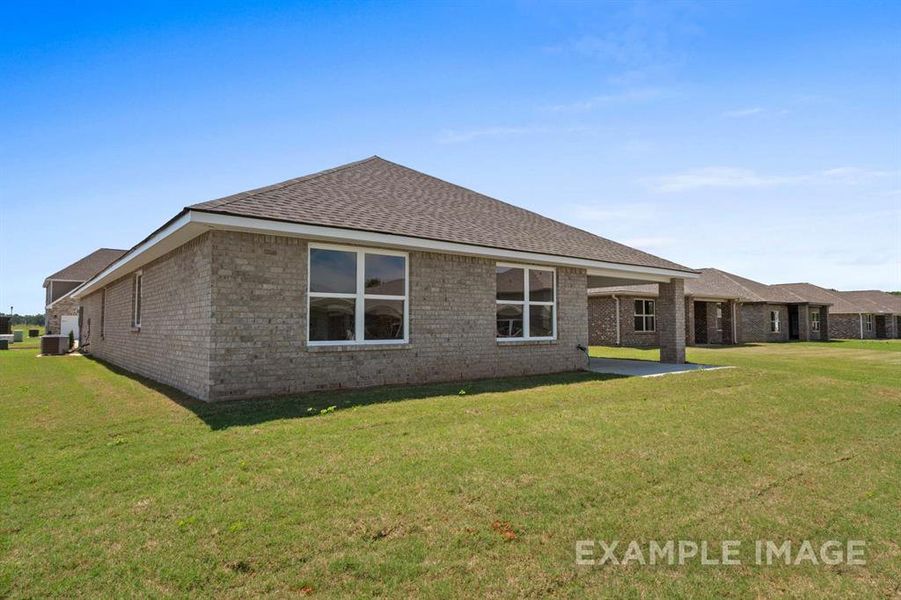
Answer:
[
  {"xmin": 797, "ymin": 304, "xmax": 810, "ymax": 341},
  {"xmin": 722, "ymin": 300, "xmax": 735, "ymax": 344},
  {"xmin": 684, "ymin": 297, "xmax": 695, "ymax": 346},
  {"xmin": 658, "ymin": 279, "xmax": 686, "ymax": 363}
]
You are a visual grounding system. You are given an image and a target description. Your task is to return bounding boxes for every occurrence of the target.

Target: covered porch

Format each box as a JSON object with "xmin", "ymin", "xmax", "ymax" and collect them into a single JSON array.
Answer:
[{"xmin": 587, "ymin": 269, "xmax": 693, "ymax": 364}]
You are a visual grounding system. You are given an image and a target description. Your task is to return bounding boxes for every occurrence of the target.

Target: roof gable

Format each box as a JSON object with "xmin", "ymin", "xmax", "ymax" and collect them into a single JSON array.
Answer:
[
  {"xmin": 189, "ymin": 156, "xmax": 693, "ymax": 273},
  {"xmin": 43, "ymin": 248, "xmax": 128, "ymax": 287}
]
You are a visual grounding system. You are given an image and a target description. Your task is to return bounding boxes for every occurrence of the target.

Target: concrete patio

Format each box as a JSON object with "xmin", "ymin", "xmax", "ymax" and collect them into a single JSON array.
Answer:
[{"xmin": 586, "ymin": 357, "xmax": 728, "ymax": 378}]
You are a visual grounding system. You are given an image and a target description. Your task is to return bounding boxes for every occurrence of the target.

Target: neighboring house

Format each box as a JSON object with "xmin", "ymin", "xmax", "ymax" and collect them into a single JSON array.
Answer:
[
  {"xmin": 589, "ymin": 268, "xmax": 830, "ymax": 346},
  {"xmin": 776, "ymin": 285, "xmax": 901, "ymax": 339},
  {"xmin": 43, "ymin": 248, "xmax": 127, "ymax": 336},
  {"xmin": 70, "ymin": 157, "xmax": 697, "ymax": 401}
]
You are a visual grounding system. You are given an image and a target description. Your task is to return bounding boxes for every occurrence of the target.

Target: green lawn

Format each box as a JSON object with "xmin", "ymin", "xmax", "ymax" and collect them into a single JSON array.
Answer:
[
  {"xmin": 1, "ymin": 342, "xmax": 899, "ymax": 598},
  {"xmin": 7, "ymin": 324, "xmax": 45, "ymax": 351}
]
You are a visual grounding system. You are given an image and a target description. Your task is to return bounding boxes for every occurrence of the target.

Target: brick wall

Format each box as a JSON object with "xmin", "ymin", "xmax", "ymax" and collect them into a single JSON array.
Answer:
[
  {"xmin": 588, "ymin": 297, "xmax": 618, "ymax": 345},
  {"xmin": 80, "ymin": 234, "xmax": 213, "ymax": 399},
  {"xmin": 45, "ymin": 295, "xmax": 79, "ymax": 335},
  {"xmin": 206, "ymin": 231, "xmax": 587, "ymax": 401},
  {"xmin": 737, "ymin": 303, "xmax": 789, "ymax": 343},
  {"xmin": 828, "ymin": 313, "xmax": 870, "ymax": 339}
]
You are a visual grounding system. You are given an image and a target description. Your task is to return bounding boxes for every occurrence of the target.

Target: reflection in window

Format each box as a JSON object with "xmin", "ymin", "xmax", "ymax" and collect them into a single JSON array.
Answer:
[
  {"xmin": 364, "ymin": 299, "xmax": 404, "ymax": 340},
  {"xmin": 496, "ymin": 265, "xmax": 555, "ymax": 340},
  {"xmin": 309, "ymin": 246, "xmax": 407, "ymax": 344}
]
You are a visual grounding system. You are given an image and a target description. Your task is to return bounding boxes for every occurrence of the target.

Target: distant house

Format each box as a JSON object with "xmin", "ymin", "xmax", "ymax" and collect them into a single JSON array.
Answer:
[
  {"xmin": 43, "ymin": 248, "xmax": 126, "ymax": 336},
  {"xmin": 69, "ymin": 157, "xmax": 698, "ymax": 401},
  {"xmin": 774, "ymin": 284, "xmax": 900, "ymax": 339},
  {"xmin": 589, "ymin": 268, "xmax": 831, "ymax": 346}
]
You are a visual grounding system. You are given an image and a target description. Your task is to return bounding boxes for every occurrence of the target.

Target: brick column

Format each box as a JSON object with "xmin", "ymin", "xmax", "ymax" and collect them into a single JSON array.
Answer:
[
  {"xmin": 684, "ymin": 297, "xmax": 695, "ymax": 346},
  {"xmin": 722, "ymin": 300, "xmax": 735, "ymax": 344},
  {"xmin": 797, "ymin": 304, "xmax": 810, "ymax": 341},
  {"xmin": 658, "ymin": 279, "xmax": 686, "ymax": 363}
]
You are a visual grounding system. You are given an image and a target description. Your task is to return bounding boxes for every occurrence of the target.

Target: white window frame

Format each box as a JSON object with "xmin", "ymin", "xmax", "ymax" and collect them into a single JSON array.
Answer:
[
  {"xmin": 634, "ymin": 299, "xmax": 656, "ymax": 333},
  {"xmin": 715, "ymin": 303, "xmax": 723, "ymax": 331},
  {"xmin": 810, "ymin": 309, "xmax": 820, "ymax": 332},
  {"xmin": 496, "ymin": 263, "xmax": 557, "ymax": 342},
  {"xmin": 307, "ymin": 242, "xmax": 409, "ymax": 346},
  {"xmin": 132, "ymin": 271, "xmax": 143, "ymax": 328},
  {"xmin": 864, "ymin": 314, "xmax": 873, "ymax": 332},
  {"xmin": 770, "ymin": 310, "xmax": 780, "ymax": 333}
]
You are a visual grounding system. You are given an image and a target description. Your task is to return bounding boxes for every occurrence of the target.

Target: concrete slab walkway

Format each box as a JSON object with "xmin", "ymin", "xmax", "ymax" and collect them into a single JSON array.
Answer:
[{"xmin": 586, "ymin": 357, "xmax": 729, "ymax": 378}]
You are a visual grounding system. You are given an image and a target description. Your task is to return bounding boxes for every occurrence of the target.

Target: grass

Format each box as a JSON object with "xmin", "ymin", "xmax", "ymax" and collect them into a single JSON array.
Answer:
[
  {"xmin": 1, "ymin": 342, "xmax": 899, "ymax": 598},
  {"xmin": 6, "ymin": 324, "xmax": 45, "ymax": 351}
]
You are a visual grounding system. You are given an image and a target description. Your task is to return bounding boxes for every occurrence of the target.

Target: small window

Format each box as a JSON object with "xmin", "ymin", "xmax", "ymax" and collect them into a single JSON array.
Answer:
[
  {"xmin": 634, "ymin": 299, "xmax": 656, "ymax": 332},
  {"xmin": 496, "ymin": 265, "xmax": 555, "ymax": 340},
  {"xmin": 715, "ymin": 304, "xmax": 723, "ymax": 331},
  {"xmin": 308, "ymin": 245, "xmax": 407, "ymax": 345},
  {"xmin": 811, "ymin": 309, "xmax": 820, "ymax": 332},
  {"xmin": 864, "ymin": 314, "xmax": 873, "ymax": 332},
  {"xmin": 770, "ymin": 310, "xmax": 780, "ymax": 333},
  {"xmin": 132, "ymin": 272, "xmax": 143, "ymax": 328}
]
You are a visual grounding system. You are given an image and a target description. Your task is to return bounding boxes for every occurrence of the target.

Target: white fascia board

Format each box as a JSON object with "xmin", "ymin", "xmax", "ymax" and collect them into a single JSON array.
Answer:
[
  {"xmin": 72, "ymin": 208, "xmax": 696, "ymax": 299},
  {"xmin": 71, "ymin": 212, "xmax": 201, "ymax": 299},
  {"xmin": 192, "ymin": 210, "xmax": 698, "ymax": 282}
]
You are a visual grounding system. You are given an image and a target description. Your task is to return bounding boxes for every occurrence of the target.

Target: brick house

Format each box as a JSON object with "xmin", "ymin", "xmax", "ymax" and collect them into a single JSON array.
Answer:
[
  {"xmin": 43, "ymin": 248, "xmax": 126, "ymax": 335},
  {"xmin": 774, "ymin": 284, "xmax": 900, "ymax": 339},
  {"xmin": 589, "ymin": 268, "xmax": 830, "ymax": 346},
  {"xmin": 70, "ymin": 157, "xmax": 697, "ymax": 401}
]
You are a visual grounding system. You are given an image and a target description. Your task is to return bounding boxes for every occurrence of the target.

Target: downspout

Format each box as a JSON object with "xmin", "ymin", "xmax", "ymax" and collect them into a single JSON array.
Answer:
[
  {"xmin": 732, "ymin": 299, "xmax": 738, "ymax": 345},
  {"xmin": 859, "ymin": 313, "xmax": 864, "ymax": 339},
  {"xmin": 613, "ymin": 295, "xmax": 621, "ymax": 346}
]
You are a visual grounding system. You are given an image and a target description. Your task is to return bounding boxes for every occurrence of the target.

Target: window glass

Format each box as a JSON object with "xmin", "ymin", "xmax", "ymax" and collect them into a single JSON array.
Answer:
[
  {"xmin": 496, "ymin": 267, "xmax": 524, "ymax": 301},
  {"xmin": 365, "ymin": 254, "xmax": 405, "ymax": 296},
  {"xmin": 309, "ymin": 297, "xmax": 355, "ymax": 341},
  {"xmin": 497, "ymin": 304, "xmax": 524, "ymax": 337},
  {"xmin": 529, "ymin": 270, "xmax": 554, "ymax": 302},
  {"xmin": 310, "ymin": 248, "xmax": 356, "ymax": 294},
  {"xmin": 364, "ymin": 299, "xmax": 404, "ymax": 340},
  {"xmin": 529, "ymin": 305, "xmax": 553, "ymax": 337}
]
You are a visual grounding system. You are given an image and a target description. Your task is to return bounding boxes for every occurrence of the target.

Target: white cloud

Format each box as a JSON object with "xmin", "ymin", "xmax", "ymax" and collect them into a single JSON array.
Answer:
[
  {"xmin": 722, "ymin": 107, "xmax": 765, "ymax": 118},
  {"xmin": 651, "ymin": 166, "xmax": 896, "ymax": 193}
]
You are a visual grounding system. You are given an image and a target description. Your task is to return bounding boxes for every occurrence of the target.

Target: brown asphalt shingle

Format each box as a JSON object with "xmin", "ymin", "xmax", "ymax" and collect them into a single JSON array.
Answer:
[
  {"xmin": 43, "ymin": 248, "xmax": 128, "ymax": 287},
  {"xmin": 189, "ymin": 156, "xmax": 694, "ymax": 273},
  {"xmin": 589, "ymin": 268, "xmax": 813, "ymax": 304}
]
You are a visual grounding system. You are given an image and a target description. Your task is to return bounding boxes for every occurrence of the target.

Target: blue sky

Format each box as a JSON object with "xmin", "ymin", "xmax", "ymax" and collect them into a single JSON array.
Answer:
[{"xmin": 1, "ymin": 0, "xmax": 899, "ymax": 313}]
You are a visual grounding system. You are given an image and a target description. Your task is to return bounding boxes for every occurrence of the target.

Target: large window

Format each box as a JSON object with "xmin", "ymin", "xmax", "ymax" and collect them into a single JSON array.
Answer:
[
  {"xmin": 811, "ymin": 309, "xmax": 820, "ymax": 332},
  {"xmin": 496, "ymin": 264, "xmax": 555, "ymax": 340},
  {"xmin": 770, "ymin": 310, "xmax": 780, "ymax": 333},
  {"xmin": 864, "ymin": 314, "xmax": 873, "ymax": 332},
  {"xmin": 634, "ymin": 299, "xmax": 656, "ymax": 332},
  {"xmin": 308, "ymin": 244, "xmax": 408, "ymax": 345},
  {"xmin": 132, "ymin": 272, "xmax": 142, "ymax": 328}
]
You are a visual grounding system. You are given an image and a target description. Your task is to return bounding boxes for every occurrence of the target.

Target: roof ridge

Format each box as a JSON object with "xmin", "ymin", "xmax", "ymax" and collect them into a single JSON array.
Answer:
[{"xmin": 189, "ymin": 156, "xmax": 381, "ymax": 212}]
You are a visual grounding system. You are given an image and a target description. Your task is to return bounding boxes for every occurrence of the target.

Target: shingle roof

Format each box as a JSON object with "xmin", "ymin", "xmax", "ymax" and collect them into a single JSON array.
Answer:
[
  {"xmin": 589, "ymin": 268, "xmax": 816, "ymax": 304},
  {"xmin": 771, "ymin": 283, "xmax": 859, "ymax": 313},
  {"xmin": 43, "ymin": 248, "xmax": 128, "ymax": 287},
  {"xmin": 773, "ymin": 285, "xmax": 901, "ymax": 314},
  {"xmin": 837, "ymin": 290, "xmax": 901, "ymax": 314},
  {"xmin": 189, "ymin": 156, "xmax": 694, "ymax": 273}
]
